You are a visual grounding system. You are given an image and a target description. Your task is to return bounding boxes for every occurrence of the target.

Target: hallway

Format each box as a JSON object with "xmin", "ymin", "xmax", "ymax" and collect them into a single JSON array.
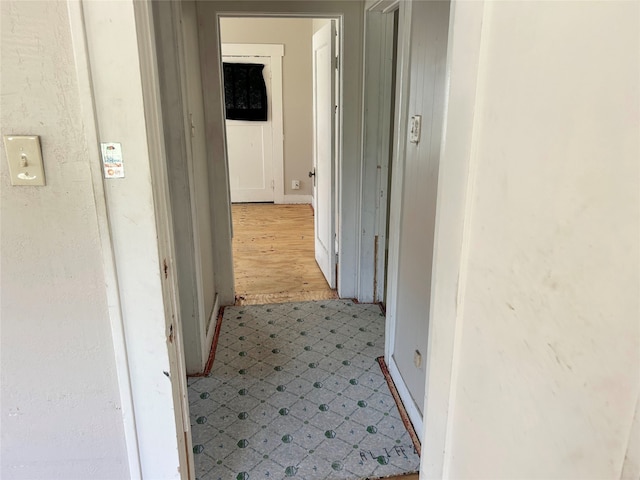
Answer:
[
  {"xmin": 232, "ymin": 204, "xmax": 338, "ymax": 305},
  {"xmin": 188, "ymin": 300, "xmax": 420, "ymax": 480}
]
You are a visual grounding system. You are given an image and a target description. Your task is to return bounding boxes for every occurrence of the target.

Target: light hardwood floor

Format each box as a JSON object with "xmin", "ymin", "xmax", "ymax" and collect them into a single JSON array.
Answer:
[{"xmin": 232, "ymin": 203, "xmax": 337, "ymax": 305}]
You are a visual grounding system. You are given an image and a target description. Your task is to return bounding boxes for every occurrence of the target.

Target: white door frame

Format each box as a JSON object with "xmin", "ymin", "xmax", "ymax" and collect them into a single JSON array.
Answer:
[
  {"xmin": 78, "ymin": 0, "xmax": 489, "ymax": 478},
  {"xmin": 358, "ymin": 2, "xmax": 400, "ymax": 304},
  {"xmin": 221, "ymin": 43, "xmax": 285, "ymax": 204},
  {"xmin": 361, "ymin": 1, "xmax": 423, "ymax": 439},
  {"xmin": 194, "ymin": 4, "xmax": 364, "ymax": 301},
  {"xmin": 312, "ymin": 21, "xmax": 338, "ymax": 289},
  {"xmin": 76, "ymin": 0, "xmax": 195, "ymax": 478},
  {"xmin": 215, "ymin": 15, "xmax": 341, "ymax": 290},
  {"xmin": 130, "ymin": 3, "xmax": 194, "ymax": 478}
]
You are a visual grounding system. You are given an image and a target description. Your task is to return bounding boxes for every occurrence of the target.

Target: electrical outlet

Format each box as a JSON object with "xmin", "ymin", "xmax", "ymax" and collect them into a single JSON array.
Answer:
[{"xmin": 292, "ymin": 180, "xmax": 300, "ymax": 190}]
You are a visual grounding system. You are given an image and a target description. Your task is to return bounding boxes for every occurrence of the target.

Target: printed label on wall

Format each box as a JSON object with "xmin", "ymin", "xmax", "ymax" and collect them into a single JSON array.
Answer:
[{"xmin": 100, "ymin": 142, "xmax": 124, "ymax": 179}]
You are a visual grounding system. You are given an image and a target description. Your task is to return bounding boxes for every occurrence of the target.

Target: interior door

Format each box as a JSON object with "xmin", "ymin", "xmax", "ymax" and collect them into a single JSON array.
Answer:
[
  {"xmin": 224, "ymin": 56, "xmax": 274, "ymax": 203},
  {"xmin": 312, "ymin": 21, "xmax": 337, "ymax": 288}
]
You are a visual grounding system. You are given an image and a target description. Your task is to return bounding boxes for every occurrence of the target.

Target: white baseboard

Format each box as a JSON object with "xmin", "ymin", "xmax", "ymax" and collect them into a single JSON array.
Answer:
[
  {"xmin": 389, "ymin": 355, "xmax": 424, "ymax": 442},
  {"xmin": 280, "ymin": 194, "xmax": 312, "ymax": 204}
]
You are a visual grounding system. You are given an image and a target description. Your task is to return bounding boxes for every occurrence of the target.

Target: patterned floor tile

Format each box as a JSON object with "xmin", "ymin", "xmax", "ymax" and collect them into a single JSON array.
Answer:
[{"xmin": 189, "ymin": 299, "xmax": 419, "ymax": 479}]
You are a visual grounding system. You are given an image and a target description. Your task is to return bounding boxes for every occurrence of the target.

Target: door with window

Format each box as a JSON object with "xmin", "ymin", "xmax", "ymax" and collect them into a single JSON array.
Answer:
[{"xmin": 223, "ymin": 55, "xmax": 274, "ymax": 203}]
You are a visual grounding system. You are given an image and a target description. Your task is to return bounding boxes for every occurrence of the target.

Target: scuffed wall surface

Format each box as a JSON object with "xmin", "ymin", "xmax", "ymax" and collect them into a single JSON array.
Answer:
[
  {"xmin": 0, "ymin": 1, "xmax": 129, "ymax": 478},
  {"xmin": 446, "ymin": 1, "xmax": 639, "ymax": 478}
]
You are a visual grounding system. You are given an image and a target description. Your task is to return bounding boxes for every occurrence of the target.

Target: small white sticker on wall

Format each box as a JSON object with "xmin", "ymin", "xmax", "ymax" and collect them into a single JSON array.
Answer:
[{"xmin": 100, "ymin": 142, "xmax": 124, "ymax": 178}]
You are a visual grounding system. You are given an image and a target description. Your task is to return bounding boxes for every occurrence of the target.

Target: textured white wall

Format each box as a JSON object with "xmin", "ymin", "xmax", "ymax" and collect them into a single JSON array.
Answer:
[
  {"xmin": 423, "ymin": 1, "xmax": 639, "ymax": 478},
  {"xmin": 220, "ymin": 17, "xmax": 314, "ymax": 197},
  {"xmin": 0, "ymin": 1, "xmax": 130, "ymax": 478}
]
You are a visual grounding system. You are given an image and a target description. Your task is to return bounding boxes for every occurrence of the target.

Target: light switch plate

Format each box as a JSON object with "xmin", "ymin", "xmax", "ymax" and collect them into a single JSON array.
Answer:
[{"xmin": 3, "ymin": 135, "xmax": 46, "ymax": 186}]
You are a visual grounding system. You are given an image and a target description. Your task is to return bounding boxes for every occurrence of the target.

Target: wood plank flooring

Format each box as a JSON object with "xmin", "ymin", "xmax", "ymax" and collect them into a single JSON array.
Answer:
[{"xmin": 232, "ymin": 203, "xmax": 337, "ymax": 305}]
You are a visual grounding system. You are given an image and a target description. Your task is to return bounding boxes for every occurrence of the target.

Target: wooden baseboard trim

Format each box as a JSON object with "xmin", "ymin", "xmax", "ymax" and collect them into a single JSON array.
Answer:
[
  {"xmin": 376, "ymin": 356, "xmax": 422, "ymax": 456},
  {"xmin": 187, "ymin": 307, "xmax": 224, "ymax": 378}
]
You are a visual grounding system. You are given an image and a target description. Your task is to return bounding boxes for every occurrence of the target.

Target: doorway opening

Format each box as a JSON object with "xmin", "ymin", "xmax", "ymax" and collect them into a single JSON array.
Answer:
[
  {"xmin": 218, "ymin": 17, "xmax": 340, "ymax": 305},
  {"xmin": 149, "ymin": 2, "xmax": 423, "ymax": 477},
  {"xmin": 186, "ymin": 10, "xmax": 422, "ymax": 480}
]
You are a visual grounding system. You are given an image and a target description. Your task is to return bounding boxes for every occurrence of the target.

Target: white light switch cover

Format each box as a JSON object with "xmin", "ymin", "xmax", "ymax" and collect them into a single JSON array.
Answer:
[{"xmin": 3, "ymin": 135, "xmax": 46, "ymax": 186}]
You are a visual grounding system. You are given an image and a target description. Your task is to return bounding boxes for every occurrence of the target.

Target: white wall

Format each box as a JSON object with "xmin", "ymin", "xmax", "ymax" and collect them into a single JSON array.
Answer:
[
  {"xmin": 0, "ymin": 1, "xmax": 130, "ymax": 477},
  {"xmin": 421, "ymin": 1, "xmax": 640, "ymax": 478},
  {"xmin": 220, "ymin": 17, "xmax": 314, "ymax": 198}
]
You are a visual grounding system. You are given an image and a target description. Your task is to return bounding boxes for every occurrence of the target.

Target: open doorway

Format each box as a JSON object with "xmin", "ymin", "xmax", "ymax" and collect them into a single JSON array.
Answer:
[
  {"xmin": 186, "ymin": 9, "xmax": 422, "ymax": 480},
  {"xmin": 218, "ymin": 17, "xmax": 339, "ymax": 305},
  {"xmin": 150, "ymin": 2, "xmax": 425, "ymax": 477}
]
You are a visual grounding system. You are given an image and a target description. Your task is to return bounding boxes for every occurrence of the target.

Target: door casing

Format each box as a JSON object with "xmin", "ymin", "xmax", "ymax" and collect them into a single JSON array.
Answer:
[{"xmin": 195, "ymin": 2, "xmax": 364, "ymax": 301}]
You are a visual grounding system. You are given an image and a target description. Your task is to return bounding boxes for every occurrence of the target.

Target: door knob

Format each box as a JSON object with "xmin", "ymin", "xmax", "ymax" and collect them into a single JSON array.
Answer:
[{"xmin": 308, "ymin": 168, "xmax": 316, "ymax": 186}]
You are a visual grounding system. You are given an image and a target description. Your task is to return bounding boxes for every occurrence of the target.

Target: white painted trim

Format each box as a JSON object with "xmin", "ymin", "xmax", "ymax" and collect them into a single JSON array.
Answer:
[
  {"xmin": 312, "ymin": 21, "xmax": 338, "ymax": 289},
  {"xmin": 282, "ymin": 194, "xmax": 313, "ymax": 204},
  {"xmin": 420, "ymin": 2, "xmax": 487, "ymax": 478},
  {"xmin": 368, "ymin": 0, "xmax": 400, "ymax": 14},
  {"xmin": 195, "ymin": 8, "xmax": 237, "ymax": 308},
  {"xmin": 174, "ymin": 0, "xmax": 209, "ymax": 375},
  {"xmin": 132, "ymin": 2, "xmax": 193, "ymax": 477},
  {"xmin": 66, "ymin": 3, "xmax": 142, "ymax": 477},
  {"xmin": 198, "ymin": 5, "xmax": 363, "ymax": 300},
  {"xmin": 334, "ymin": 15, "xmax": 352, "ymax": 300},
  {"xmin": 221, "ymin": 43, "xmax": 285, "ymax": 205},
  {"xmin": 359, "ymin": 7, "xmax": 397, "ymax": 303},
  {"xmin": 384, "ymin": 0, "xmax": 412, "ymax": 367},
  {"xmin": 389, "ymin": 354, "xmax": 424, "ymax": 442}
]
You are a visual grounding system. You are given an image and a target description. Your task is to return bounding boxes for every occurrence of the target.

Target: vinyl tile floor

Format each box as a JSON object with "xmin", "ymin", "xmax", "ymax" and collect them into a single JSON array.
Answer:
[{"xmin": 188, "ymin": 299, "xmax": 420, "ymax": 480}]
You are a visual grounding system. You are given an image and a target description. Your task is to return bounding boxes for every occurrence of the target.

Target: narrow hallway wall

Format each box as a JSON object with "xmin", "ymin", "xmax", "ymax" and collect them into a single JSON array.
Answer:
[
  {"xmin": 423, "ymin": 1, "xmax": 640, "ymax": 477},
  {"xmin": 0, "ymin": 1, "xmax": 130, "ymax": 477}
]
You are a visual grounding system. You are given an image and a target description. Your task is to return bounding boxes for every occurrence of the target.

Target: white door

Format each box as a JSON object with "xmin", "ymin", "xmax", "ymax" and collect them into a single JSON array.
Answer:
[
  {"xmin": 224, "ymin": 56, "xmax": 274, "ymax": 203},
  {"xmin": 312, "ymin": 22, "xmax": 337, "ymax": 288}
]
